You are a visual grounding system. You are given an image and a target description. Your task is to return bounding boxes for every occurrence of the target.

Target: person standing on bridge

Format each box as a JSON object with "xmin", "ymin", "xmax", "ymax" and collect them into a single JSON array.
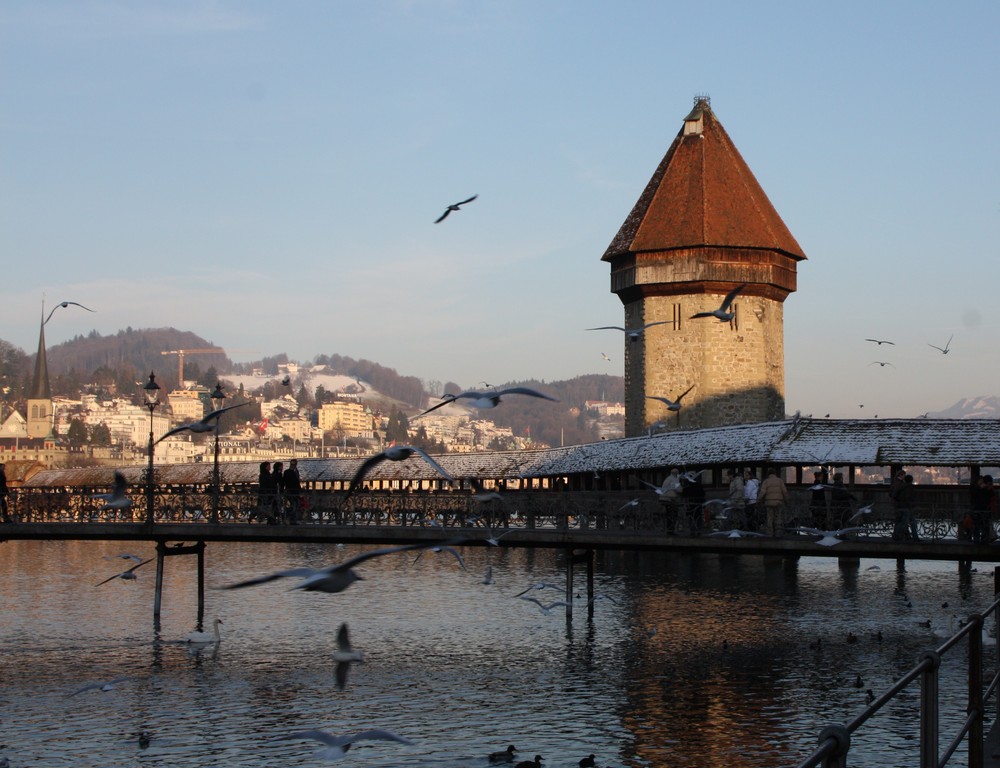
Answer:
[
  {"xmin": 660, "ymin": 468, "xmax": 682, "ymax": 533},
  {"xmin": 829, "ymin": 472, "xmax": 855, "ymax": 529},
  {"xmin": 891, "ymin": 473, "xmax": 920, "ymax": 542},
  {"xmin": 271, "ymin": 462, "xmax": 285, "ymax": 524},
  {"xmin": 256, "ymin": 462, "xmax": 275, "ymax": 524},
  {"xmin": 0, "ymin": 463, "xmax": 9, "ymax": 523},
  {"xmin": 970, "ymin": 475, "xmax": 996, "ymax": 544},
  {"xmin": 743, "ymin": 469, "xmax": 760, "ymax": 531},
  {"xmin": 283, "ymin": 459, "xmax": 302, "ymax": 525},
  {"xmin": 759, "ymin": 468, "xmax": 789, "ymax": 537},
  {"xmin": 726, "ymin": 469, "xmax": 745, "ymax": 530},
  {"xmin": 809, "ymin": 471, "xmax": 828, "ymax": 528}
]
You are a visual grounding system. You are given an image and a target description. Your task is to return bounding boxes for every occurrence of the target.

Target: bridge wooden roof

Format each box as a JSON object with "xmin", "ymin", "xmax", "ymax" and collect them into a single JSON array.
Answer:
[{"xmin": 23, "ymin": 418, "xmax": 1000, "ymax": 489}]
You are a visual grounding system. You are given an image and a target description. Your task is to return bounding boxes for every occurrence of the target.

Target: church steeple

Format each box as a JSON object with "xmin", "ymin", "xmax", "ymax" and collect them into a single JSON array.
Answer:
[
  {"xmin": 31, "ymin": 314, "xmax": 51, "ymax": 400},
  {"xmin": 27, "ymin": 306, "xmax": 53, "ymax": 438}
]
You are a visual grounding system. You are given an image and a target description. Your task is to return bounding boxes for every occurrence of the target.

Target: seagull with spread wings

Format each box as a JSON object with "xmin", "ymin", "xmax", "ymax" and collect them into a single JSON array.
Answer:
[
  {"xmin": 519, "ymin": 596, "xmax": 570, "ymax": 615},
  {"xmin": 342, "ymin": 445, "xmax": 454, "ymax": 501},
  {"xmin": 646, "ymin": 384, "xmax": 695, "ymax": 412},
  {"xmin": 790, "ymin": 526, "xmax": 864, "ymax": 547},
  {"xmin": 435, "ymin": 194, "xmax": 478, "ymax": 223},
  {"xmin": 333, "ymin": 622, "xmax": 364, "ymax": 691},
  {"xmin": 96, "ymin": 558, "xmax": 153, "ymax": 586},
  {"xmin": 865, "ymin": 338, "xmax": 895, "ymax": 346},
  {"xmin": 586, "ymin": 321, "xmax": 669, "ymax": 341},
  {"xmin": 415, "ymin": 387, "xmax": 557, "ymax": 419},
  {"xmin": 92, "ymin": 471, "xmax": 132, "ymax": 510},
  {"xmin": 279, "ymin": 728, "xmax": 414, "ymax": 761},
  {"xmin": 928, "ymin": 334, "xmax": 954, "ymax": 354},
  {"xmin": 154, "ymin": 403, "xmax": 248, "ymax": 444},
  {"xmin": 44, "ymin": 300, "xmax": 94, "ymax": 326},
  {"xmin": 689, "ymin": 284, "xmax": 747, "ymax": 321},
  {"xmin": 222, "ymin": 542, "xmax": 452, "ymax": 594}
]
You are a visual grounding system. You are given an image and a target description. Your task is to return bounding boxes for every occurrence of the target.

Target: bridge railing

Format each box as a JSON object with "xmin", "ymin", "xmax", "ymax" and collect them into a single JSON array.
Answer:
[
  {"xmin": 794, "ymin": 592, "xmax": 1000, "ymax": 768},
  {"xmin": 3, "ymin": 486, "xmax": 978, "ymax": 540}
]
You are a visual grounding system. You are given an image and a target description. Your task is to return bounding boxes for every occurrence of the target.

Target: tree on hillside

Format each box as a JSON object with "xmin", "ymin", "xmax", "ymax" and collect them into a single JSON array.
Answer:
[
  {"xmin": 295, "ymin": 384, "xmax": 312, "ymax": 408},
  {"xmin": 385, "ymin": 408, "xmax": 410, "ymax": 444},
  {"xmin": 66, "ymin": 419, "xmax": 88, "ymax": 448},
  {"xmin": 91, "ymin": 423, "xmax": 112, "ymax": 447}
]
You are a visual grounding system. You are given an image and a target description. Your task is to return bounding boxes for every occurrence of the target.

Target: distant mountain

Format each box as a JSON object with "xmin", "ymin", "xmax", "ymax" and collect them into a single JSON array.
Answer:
[{"xmin": 927, "ymin": 396, "xmax": 1000, "ymax": 419}]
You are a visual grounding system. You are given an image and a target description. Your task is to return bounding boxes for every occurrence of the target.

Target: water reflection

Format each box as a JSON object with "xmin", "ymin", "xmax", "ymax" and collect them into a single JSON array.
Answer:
[{"xmin": 0, "ymin": 540, "xmax": 995, "ymax": 767}]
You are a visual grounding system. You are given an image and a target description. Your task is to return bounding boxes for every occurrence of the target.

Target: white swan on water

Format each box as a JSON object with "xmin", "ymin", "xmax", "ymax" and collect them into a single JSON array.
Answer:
[{"xmin": 184, "ymin": 618, "xmax": 222, "ymax": 644}]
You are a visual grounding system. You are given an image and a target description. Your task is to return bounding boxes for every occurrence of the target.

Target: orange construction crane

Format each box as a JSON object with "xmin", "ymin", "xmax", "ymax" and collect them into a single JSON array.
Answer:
[{"xmin": 161, "ymin": 348, "xmax": 226, "ymax": 385}]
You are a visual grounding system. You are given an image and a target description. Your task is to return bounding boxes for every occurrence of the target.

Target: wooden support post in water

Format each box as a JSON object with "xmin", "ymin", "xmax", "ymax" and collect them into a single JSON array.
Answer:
[
  {"xmin": 565, "ymin": 549, "xmax": 574, "ymax": 621},
  {"xmin": 197, "ymin": 541, "xmax": 206, "ymax": 626},
  {"xmin": 153, "ymin": 541, "xmax": 166, "ymax": 619},
  {"xmin": 586, "ymin": 550, "xmax": 594, "ymax": 617},
  {"xmin": 151, "ymin": 541, "xmax": 208, "ymax": 624}
]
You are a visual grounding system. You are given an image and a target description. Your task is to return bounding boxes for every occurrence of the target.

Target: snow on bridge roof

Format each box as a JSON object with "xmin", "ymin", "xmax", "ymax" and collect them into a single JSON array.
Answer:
[{"xmin": 23, "ymin": 418, "xmax": 1000, "ymax": 488}]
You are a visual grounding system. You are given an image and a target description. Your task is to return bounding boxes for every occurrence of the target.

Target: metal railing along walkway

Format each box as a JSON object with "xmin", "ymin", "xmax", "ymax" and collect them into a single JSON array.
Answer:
[{"xmin": 795, "ymin": 584, "xmax": 1000, "ymax": 768}]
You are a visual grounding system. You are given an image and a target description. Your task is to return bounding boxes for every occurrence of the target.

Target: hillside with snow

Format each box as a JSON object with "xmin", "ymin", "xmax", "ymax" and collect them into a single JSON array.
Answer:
[{"xmin": 927, "ymin": 396, "xmax": 1000, "ymax": 419}]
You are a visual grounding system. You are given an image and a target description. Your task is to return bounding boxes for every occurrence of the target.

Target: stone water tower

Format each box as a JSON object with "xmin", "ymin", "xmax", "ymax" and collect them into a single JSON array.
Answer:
[{"xmin": 602, "ymin": 97, "xmax": 806, "ymax": 436}]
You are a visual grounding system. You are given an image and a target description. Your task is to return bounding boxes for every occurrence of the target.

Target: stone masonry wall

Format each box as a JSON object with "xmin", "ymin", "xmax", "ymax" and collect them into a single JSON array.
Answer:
[{"xmin": 623, "ymin": 290, "xmax": 785, "ymax": 436}]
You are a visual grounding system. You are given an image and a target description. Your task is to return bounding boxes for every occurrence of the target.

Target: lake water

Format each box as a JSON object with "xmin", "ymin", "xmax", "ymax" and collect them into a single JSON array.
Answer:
[{"xmin": 0, "ymin": 539, "xmax": 996, "ymax": 767}]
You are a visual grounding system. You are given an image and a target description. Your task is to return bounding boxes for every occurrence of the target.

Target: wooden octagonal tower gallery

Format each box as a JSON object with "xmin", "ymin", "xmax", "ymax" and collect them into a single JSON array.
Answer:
[{"xmin": 602, "ymin": 97, "xmax": 807, "ymax": 436}]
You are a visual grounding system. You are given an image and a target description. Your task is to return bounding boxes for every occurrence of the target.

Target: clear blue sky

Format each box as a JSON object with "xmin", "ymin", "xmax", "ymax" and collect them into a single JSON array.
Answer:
[{"xmin": 2, "ymin": 1, "xmax": 998, "ymax": 419}]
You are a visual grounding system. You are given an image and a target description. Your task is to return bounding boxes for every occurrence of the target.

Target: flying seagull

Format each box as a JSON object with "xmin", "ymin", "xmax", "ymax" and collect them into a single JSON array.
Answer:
[
  {"xmin": 343, "ymin": 445, "xmax": 454, "ymax": 501},
  {"xmin": 586, "ymin": 321, "xmax": 669, "ymax": 341},
  {"xmin": 689, "ymin": 284, "xmax": 747, "ymax": 321},
  {"xmin": 789, "ymin": 526, "xmax": 864, "ymax": 547},
  {"xmin": 333, "ymin": 622, "xmax": 364, "ymax": 691},
  {"xmin": 514, "ymin": 581, "xmax": 562, "ymax": 598},
  {"xmin": 928, "ymin": 334, "xmax": 953, "ymax": 354},
  {"xmin": 865, "ymin": 338, "xmax": 895, "ymax": 346},
  {"xmin": 707, "ymin": 529, "xmax": 767, "ymax": 539},
  {"xmin": 279, "ymin": 728, "xmax": 414, "ymax": 761},
  {"xmin": 96, "ymin": 558, "xmax": 153, "ymax": 586},
  {"xmin": 44, "ymin": 300, "xmax": 94, "ymax": 326},
  {"xmin": 646, "ymin": 384, "xmax": 695, "ymax": 412},
  {"xmin": 222, "ymin": 542, "xmax": 451, "ymax": 594},
  {"xmin": 519, "ymin": 596, "xmax": 571, "ymax": 615},
  {"xmin": 869, "ymin": 361, "xmax": 895, "ymax": 368},
  {"xmin": 601, "ymin": 352, "xmax": 611, "ymax": 362},
  {"xmin": 92, "ymin": 471, "xmax": 132, "ymax": 510},
  {"xmin": 847, "ymin": 503, "xmax": 875, "ymax": 523},
  {"xmin": 411, "ymin": 544, "xmax": 467, "ymax": 570},
  {"xmin": 154, "ymin": 403, "xmax": 249, "ymax": 444},
  {"xmin": 415, "ymin": 387, "xmax": 558, "ymax": 419},
  {"xmin": 435, "ymin": 194, "xmax": 478, "ymax": 223},
  {"xmin": 104, "ymin": 553, "xmax": 145, "ymax": 562}
]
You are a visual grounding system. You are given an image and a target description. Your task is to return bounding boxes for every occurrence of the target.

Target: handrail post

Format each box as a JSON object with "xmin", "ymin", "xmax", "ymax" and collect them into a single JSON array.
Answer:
[
  {"xmin": 817, "ymin": 724, "xmax": 850, "ymax": 768},
  {"xmin": 968, "ymin": 613, "xmax": 984, "ymax": 768},
  {"xmin": 919, "ymin": 650, "xmax": 940, "ymax": 768},
  {"xmin": 995, "ymin": 567, "xmax": 1000, "ymax": 724}
]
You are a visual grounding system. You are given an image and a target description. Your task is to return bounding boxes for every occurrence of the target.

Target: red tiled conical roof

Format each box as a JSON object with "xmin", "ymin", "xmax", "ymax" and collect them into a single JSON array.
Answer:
[{"xmin": 603, "ymin": 99, "xmax": 806, "ymax": 262}]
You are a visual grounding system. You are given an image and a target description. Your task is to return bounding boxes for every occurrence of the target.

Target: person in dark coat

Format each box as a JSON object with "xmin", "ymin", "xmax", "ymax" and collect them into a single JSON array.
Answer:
[
  {"xmin": 680, "ymin": 471, "xmax": 706, "ymax": 535},
  {"xmin": 0, "ymin": 463, "xmax": 10, "ymax": 523},
  {"xmin": 283, "ymin": 459, "xmax": 302, "ymax": 524},
  {"xmin": 271, "ymin": 462, "xmax": 285, "ymax": 523},
  {"xmin": 256, "ymin": 461, "xmax": 276, "ymax": 524},
  {"xmin": 829, "ymin": 472, "xmax": 855, "ymax": 529}
]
